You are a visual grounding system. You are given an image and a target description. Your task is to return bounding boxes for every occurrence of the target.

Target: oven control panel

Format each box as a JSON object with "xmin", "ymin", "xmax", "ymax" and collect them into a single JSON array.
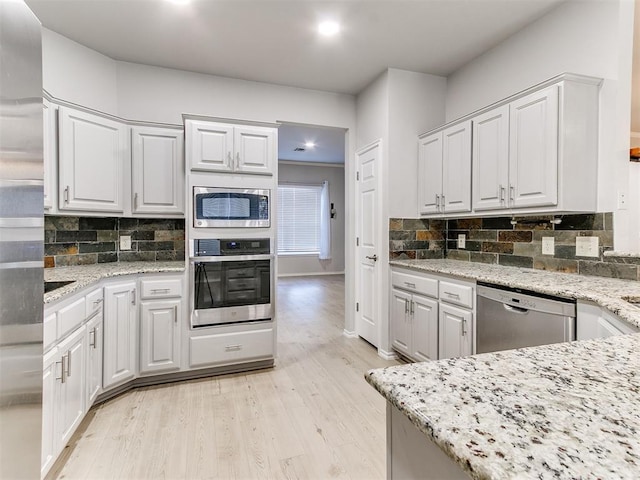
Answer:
[{"xmin": 193, "ymin": 238, "xmax": 271, "ymax": 256}]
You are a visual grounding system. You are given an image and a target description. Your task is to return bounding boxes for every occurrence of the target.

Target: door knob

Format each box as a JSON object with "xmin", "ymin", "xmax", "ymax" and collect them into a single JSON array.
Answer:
[{"xmin": 365, "ymin": 254, "xmax": 378, "ymax": 262}]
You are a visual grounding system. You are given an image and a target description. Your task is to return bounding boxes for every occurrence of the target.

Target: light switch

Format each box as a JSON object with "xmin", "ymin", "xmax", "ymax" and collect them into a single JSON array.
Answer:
[
  {"xmin": 457, "ymin": 234, "xmax": 466, "ymax": 249},
  {"xmin": 575, "ymin": 236, "xmax": 599, "ymax": 257},
  {"xmin": 542, "ymin": 237, "xmax": 554, "ymax": 255},
  {"xmin": 120, "ymin": 235, "xmax": 132, "ymax": 251}
]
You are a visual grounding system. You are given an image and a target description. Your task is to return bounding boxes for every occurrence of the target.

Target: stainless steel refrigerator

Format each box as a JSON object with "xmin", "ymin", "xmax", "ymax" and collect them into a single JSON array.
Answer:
[{"xmin": 0, "ymin": 0, "xmax": 44, "ymax": 478}]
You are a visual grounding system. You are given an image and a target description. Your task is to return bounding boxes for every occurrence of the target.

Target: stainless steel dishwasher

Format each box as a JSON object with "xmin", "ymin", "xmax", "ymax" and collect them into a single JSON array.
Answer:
[{"xmin": 476, "ymin": 282, "xmax": 576, "ymax": 354}]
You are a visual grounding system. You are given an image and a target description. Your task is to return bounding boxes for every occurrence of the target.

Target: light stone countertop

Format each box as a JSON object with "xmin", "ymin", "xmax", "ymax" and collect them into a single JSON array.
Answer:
[
  {"xmin": 366, "ymin": 333, "xmax": 640, "ymax": 480},
  {"xmin": 390, "ymin": 259, "xmax": 640, "ymax": 329},
  {"xmin": 44, "ymin": 261, "xmax": 185, "ymax": 304},
  {"xmin": 368, "ymin": 259, "xmax": 640, "ymax": 479}
]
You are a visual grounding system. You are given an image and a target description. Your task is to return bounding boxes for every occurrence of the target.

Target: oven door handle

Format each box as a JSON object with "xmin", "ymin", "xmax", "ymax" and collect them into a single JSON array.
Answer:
[{"xmin": 190, "ymin": 254, "xmax": 273, "ymax": 263}]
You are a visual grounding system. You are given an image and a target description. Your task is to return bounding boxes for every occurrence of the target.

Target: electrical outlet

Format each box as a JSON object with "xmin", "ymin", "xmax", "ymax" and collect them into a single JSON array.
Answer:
[
  {"xmin": 617, "ymin": 191, "xmax": 628, "ymax": 210},
  {"xmin": 542, "ymin": 237, "xmax": 555, "ymax": 255},
  {"xmin": 457, "ymin": 234, "xmax": 466, "ymax": 249},
  {"xmin": 575, "ymin": 236, "xmax": 599, "ymax": 257},
  {"xmin": 120, "ymin": 235, "xmax": 132, "ymax": 251}
]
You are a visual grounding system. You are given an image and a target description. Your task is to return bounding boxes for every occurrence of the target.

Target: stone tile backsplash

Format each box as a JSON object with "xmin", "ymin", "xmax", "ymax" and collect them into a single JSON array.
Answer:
[
  {"xmin": 45, "ymin": 216, "xmax": 185, "ymax": 268},
  {"xmin": 389, "ymin": 213, "xmax": 640, "ymax": 281}
]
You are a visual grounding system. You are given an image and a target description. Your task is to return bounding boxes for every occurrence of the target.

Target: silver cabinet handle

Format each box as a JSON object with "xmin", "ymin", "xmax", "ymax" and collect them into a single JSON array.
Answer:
[
  {"xmin": 227, "ymin": 151, "xmax": 233, "ymax": 169},
  {"xmin": 66, "ymin": 350, "xmax": 71, "ymax": 377},
  {"xmin": 410, "ymin": 300, "xmax": 414, "ymax": 315},
  {"xmin": 441, "ymin": 194, "xmax": 445, "ymax": 212},
  {"xmin": 435, "ymin": 194, "xmax": 440, "ymax": 210},
  {"xmin": 499, "ymin": 184, "xmax": 506, "ymax": 204},
  {"xmin": 131, "ymin": 288, "xmax": 136, "ymax": 305},
  {"xmin": 236, "ymin": 152, "xmax": 241, "ymax": 170},
  {"xmin": 56, "ymin": 357, "xmax": 66, "ymax": 384},
  {"xmin": 225, "ymin": 344, "xmax": 242, "ymax": 351},
  {"xmin": 89, "ymin": 328, "xmax": 95, "ymax": 348},
  {"xmin": 509, "ymin": 185, "xmax": 515, "ymax": 203},
  {"xmin": 444, "ymin": 291, "xmax": 460, "ymax": 299},
  {"xmin": 365, "ymin": 254, "xmax": 378, "ymax": 262},
  {"xmin": 404, "ymin": 298, "xmax": 409, "ymax": 314},
  {"xmin": 174, "ymin": 305, "xmax": 178, "ymax": 323},
  {"xmin": 134, "ymin": 192, "xmax": 139, "ymax": 210},
  {"xmin": 64, "ymin": 186, "xmax": 69, "ymax": 203},
  {"xmin": 462, "ymin": 318, "xmax": 467, "ymax": 336},
  {"xmin": 151, "ymin": 288, "xmax": 170, "ymax": 294},
  {"xmin": 93, "ymin": 298, "xmax": 103, "ymax": 307},
  {"xmin": 404, "ymin": 282, "xmax": 416, "ymax": 288}
]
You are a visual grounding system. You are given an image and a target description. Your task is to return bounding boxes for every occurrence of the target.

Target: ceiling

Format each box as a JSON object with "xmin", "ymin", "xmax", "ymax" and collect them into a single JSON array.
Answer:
[
  {"xmin": 25, "ymin": 0, "xmax": 565, "ymax": 96},
  {"xmin": 278, "ymin": 124, "xmax": 346, "ymax": 164}
]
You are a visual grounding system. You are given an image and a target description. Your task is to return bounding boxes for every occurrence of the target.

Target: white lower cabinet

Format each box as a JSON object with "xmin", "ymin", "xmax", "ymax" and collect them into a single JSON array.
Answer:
[
  {"xmin": 438, "ymin": 304, "xmax": 473, "ymax": 359},
  {"xmin": 57, "ymin": 326, "xmax": 86, "ymax": 447},
  {"xmin": 189, "ymin": 326, "xmax": 274, "ymax": 368},
  {"xmin": 390, "ymin": 288, "xmax": 438, "ymax": 362},
  {"xmin": 576, "ymin": 301, "xmax": 639, "ymax": 340},
  {"xmin": 41, "ymin": 348, "xmax": 58, "ymax": 478},
  {"xmin": 85, "ymin": 312, "xmax": 103, "ymax": 406},
  {"xmin": 140, "ymin": 299, "xmax": 181, "ymax": 374},
  {"xmin": 103, "ymin": 281, "xmax": 137, "ymax": 388}
]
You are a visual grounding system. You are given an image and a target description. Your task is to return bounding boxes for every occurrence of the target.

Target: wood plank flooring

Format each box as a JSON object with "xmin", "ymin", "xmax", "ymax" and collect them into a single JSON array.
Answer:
[{"xmin": 50, "ymin": 275, "xmax": 399, "ymax": 480}]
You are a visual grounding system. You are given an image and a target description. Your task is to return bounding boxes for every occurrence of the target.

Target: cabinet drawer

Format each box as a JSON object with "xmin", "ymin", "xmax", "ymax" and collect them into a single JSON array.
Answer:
[
  {"xmin": 57, "ymin": 297, "xmax": 86, "ymax": 339},
  {"xmin": 140, "ymin": 278, "xmax": 182, "ymax": 299},
  {"xmin": 85, "ymin": 288, "xmax": 103, "ymax": 318},
  {"xmin": 43, "ymin": 312, "xmax": 57, "ymax": 351},
  {"xmin": 439, "ymin": 281, "xmax": 474, "ymax": 309},
  {"xmin": 391, "ymin": 269, "xmax": 438, "ymax": 298},
  {"xmin": 189, "ymin": 327, "xmax": 274, "ymax": 368}
]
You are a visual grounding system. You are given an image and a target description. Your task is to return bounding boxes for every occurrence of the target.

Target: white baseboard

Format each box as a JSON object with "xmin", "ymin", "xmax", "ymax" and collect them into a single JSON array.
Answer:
[
  {"xmin": 377, "ymin": 348, "xmax": 398, "ymax": 361},
  {"xmin": 278, "ymin": 271, "xmax": 345, "ymax": 278},
  {"xmin": 342, "ymin": 329, "xmax": 357, "ymax": 338}
]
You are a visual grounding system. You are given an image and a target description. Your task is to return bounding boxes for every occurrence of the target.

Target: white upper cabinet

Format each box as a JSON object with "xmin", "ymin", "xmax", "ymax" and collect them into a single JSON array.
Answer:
[
  {"xmin": 58, "ymin": 106, "xmax": 127, "ymax": 213},
  {"xmin": 417, "ymin": 121, "xmax": 471, "ymax": 216},
  {"xmin": 187, "ymin": 119, "xmax": 276, "ymax": 175},
  {"xmin": 508, "ymin": 85, "xmax": 559, "ymax": 209},
  {"xmin": 421, "ymin": 73, "xmax": 600, "ymax": 217},
  {"xmin": 131, "ymin": 126, "xmax": 184, "ymax": 215},
  {"xmin": 43, "ymin": 99, "xmax": 57, "ymax": 211},
  {"xmin": 472, "ymin": 105, "xmax": 510, "ymax": 211}
]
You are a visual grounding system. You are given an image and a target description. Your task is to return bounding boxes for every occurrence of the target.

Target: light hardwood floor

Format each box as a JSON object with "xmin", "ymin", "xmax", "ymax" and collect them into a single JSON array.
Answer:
[{"xmin": 50, "ymin": 275, "xmax": 399, "ymax": 480}]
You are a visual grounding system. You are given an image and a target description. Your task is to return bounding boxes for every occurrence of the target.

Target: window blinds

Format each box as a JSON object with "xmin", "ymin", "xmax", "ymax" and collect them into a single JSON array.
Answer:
[{"xmin": 277, "ymin": 184, "xmax": 322, "ymax": 254}]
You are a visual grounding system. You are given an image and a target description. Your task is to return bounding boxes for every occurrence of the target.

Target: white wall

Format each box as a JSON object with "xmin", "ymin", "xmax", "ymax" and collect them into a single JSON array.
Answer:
[
  {"xmin": 388, "ymin": 69, "xmax": 446, "ymax": 218},
  {"xmin": 277, "ymin": 163, "xmax": 345, "ymax": 276},
  {"xmin": 42, "ymin": 28, "xmax": 118, "ymax": 115},
  {"xmin": 446, "ymin": 0, "xmax": 638, "ymax": 252}
]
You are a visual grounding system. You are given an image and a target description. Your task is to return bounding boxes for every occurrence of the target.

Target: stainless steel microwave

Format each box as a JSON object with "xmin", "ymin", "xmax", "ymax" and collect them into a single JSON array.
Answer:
[{"xmin": 193, "ymin": 187, "xmax": 270, "ymax": 228}]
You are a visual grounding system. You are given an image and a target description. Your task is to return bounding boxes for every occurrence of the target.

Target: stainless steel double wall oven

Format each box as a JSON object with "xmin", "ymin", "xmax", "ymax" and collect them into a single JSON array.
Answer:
[{"xmin": 190, "ymin": 238, "xmax": 273, "ymax": 328}]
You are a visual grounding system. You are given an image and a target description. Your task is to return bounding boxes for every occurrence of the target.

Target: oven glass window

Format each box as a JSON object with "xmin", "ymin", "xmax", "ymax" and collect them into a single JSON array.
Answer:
[{"xmin": 194, "ymin": 260, "xmax": 270, "ymax": 311}]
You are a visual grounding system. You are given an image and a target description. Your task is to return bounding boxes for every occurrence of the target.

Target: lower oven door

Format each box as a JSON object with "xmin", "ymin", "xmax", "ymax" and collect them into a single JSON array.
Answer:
[{"xmin": 191, "ymin": 257, "xmax": 273, "ymax": 327}]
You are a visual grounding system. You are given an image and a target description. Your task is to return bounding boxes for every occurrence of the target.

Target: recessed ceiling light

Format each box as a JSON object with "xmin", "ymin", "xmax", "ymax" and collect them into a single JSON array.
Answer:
[
  {"xmin": 304, "ymin": 141, "xmax": 316, "ymax": 148},
  {"xmin": 318, "ymin": 21, "xmax": 340, "ymax": 37},
  {"xmin": 166, "ymin": 0, "xmax": 190, "ymax": 5}
]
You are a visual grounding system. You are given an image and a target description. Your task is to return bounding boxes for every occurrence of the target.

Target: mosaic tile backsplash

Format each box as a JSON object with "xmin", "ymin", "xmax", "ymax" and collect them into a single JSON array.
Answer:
[
  {"xmin": 45, "ymin": 216, "xmax": 185, "ymax": 268},
  {"xmin": 390, "ymin": 213, "xmax": 640, "ymax": 281}
]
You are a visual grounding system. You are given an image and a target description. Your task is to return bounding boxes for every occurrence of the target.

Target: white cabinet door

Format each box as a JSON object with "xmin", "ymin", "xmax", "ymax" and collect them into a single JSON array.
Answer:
[
  {"xmin": 140, "ymin": 299, "xmax": 181, "ymax": 374},
  {"xmin": 131, "ymin": 126, "xmax": 184, "ymax": 215},
  {"xmin": 417, "ymin": 133, "xmax": 442, "ymax": 215},
  {"xmin": 509, "ymin": 85, "xmax": 559, "ymax": 209},
  {"xmin": 43, "ymin": 99, "xmax": 57, "ymax": 211},
  {"xmin": 411, "ymin": 294, "xmax": 438, "ymax": 362},
  {"xmin": 472, "ymin": 106, "xmax": 510, "ymax": 211},
  {"xmin": 187, "ymin": 120, "xmax": 234, "ymax": 172},
  {"xmin": 41, "ymin": 348, "xmax": 59, "ymax": 477},
  {"xmin": 85, "ymin": 313, "xmax": 103, "ymax": 407},
  {"xmin": 56, "ymin": 325, "xmax": 86, "ymax": 449},
  {"xmin": 439, "ymin": 303, "xmax": 472, "ymax": 360},
  {"xmin": 234, "ymin": 126, "xmax": 275, "ymax": 175},
  {"xmin": 441, "ymin": 121, "xmax": 472, "ymax": 214},
  {"xmin": 390, "ymin": 288, "xmax": 412, "ymax": 358},
  {"xmin": 103, "ymin": 282, "xmax": 137, "ymax": 388},
  {"xmin": 58, "ymin": 106, "xmax": 127, "ymax": 213}
]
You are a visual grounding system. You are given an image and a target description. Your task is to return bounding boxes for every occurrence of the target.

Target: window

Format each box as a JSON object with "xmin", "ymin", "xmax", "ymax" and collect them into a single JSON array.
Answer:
[{"xmin": 277, "ymin": 184, "xmax": 322, "ymax": 254}]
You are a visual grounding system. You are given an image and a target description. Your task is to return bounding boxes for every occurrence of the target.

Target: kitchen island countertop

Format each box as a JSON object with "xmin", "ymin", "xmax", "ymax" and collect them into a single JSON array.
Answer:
[
  {"xmin": 44, "ymin": 261, "xmax": 185, "ymax": 304},
  {"xmin": 366, "ymin": 333, "xmax": 640, "ymax": 479}
]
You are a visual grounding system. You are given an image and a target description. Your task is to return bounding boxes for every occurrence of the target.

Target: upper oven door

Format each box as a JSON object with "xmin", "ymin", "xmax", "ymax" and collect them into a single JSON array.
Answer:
[{"xmin": 193, "ymin": 187, "xmax": 270, "ymax": 228}]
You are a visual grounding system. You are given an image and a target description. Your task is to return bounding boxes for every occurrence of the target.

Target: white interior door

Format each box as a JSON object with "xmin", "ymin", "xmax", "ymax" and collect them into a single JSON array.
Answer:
[{"xmin": 355, "ymin": 141, "xmax": 381, "ymax": 347}]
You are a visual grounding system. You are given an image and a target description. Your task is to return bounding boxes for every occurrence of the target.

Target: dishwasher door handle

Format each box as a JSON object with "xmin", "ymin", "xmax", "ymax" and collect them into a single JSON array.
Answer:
[{"xmin": 503, "ymin": 304, "xmax": 529, "ymax": 314}]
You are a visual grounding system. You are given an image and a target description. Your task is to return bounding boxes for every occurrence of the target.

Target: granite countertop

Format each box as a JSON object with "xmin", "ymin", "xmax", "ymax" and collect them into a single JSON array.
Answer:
[
  {"xmin": 366, "ymin": 334, "xmax": 640, "ymax": 479},
  {"xmin": 44, "ymin": 261, "xmax": 185, "ymax": 304},
  {"xmin": 390, "ymin": 259, "xmax": 640, "ymax": 329}
]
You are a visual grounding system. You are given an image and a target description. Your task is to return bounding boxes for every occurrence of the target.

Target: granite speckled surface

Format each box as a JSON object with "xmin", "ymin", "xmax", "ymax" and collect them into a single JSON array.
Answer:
[
  {"xmin": 390, "ymin": 259, "xmax": 640, "ymax": 329},
  {"xmin": 366, "ymin": 333, "xmax": 640, "ymax": 480},
  {"xmin": 44, "ymin": 261, "xmax": 185, "ymax": 304}
]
